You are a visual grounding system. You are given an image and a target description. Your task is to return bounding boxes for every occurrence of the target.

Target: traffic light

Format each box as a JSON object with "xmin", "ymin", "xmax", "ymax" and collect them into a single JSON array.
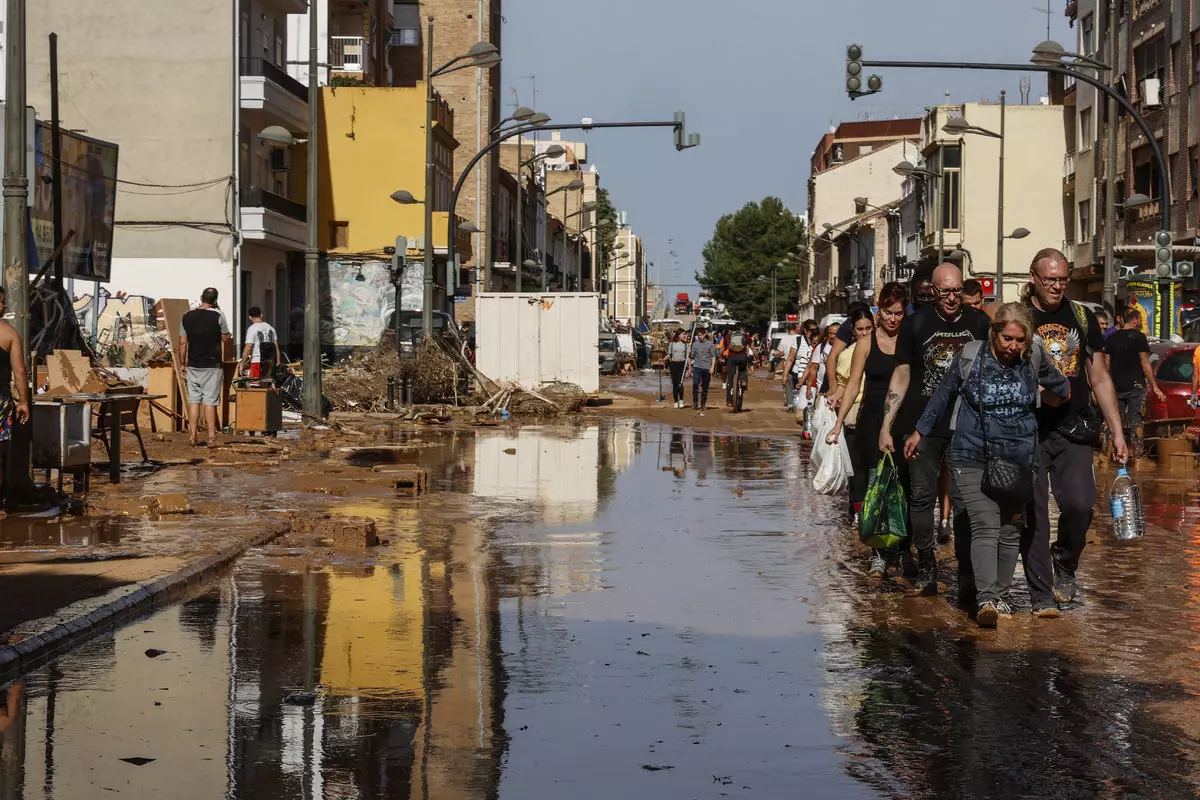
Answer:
[
  {"xmin": 845, "ymin": 45, "xmax": 882, "ymax": 100},
  {"xmin": 846, "ymin": 44, "xmax": 863, "ymax": 95},
  {"xmin": 1177, "ymin": 260, "xmax": 1195, "ymax": 279},
  {"xmin": 1154, "ymin": 230, "xmax": 1173, "ymax": 278}
]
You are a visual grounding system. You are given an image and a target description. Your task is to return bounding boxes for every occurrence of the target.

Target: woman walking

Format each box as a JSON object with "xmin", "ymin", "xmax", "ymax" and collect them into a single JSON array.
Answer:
[
  {"xmin": 667, "ymin": 331, "xmax": 689, "ymax": 408},
  {"xmin": 831, "ymin": 307, "xmax": 875, "ymax": 517},
  {"xmin": 903, "ymin": 303, "xmax": 1069, "ymax": 627},
  {"xmin": 827, "ymin": 282, "xmax": 908, "ymax": 578}
]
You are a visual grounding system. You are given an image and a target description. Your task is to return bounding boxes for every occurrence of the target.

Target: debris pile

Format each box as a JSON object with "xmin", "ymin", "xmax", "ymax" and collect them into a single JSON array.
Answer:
[
  {"xmin": 481, "ymin": 380, "xmax": 586, "ymax": 416},
  {"xmin": 323, "ymin": 346, "xmax": 403, "ymax": 412}
]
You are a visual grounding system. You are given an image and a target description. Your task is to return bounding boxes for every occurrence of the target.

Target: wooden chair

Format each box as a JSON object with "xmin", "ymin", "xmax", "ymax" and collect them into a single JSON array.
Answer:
[{"xmin": 94, "ymin": 394, "xmax": 149, "ymax": 463}]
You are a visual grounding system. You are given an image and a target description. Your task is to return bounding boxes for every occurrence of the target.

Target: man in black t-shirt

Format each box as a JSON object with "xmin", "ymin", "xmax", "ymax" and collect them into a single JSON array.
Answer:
[
  {"xmin": 880, "ymin": 263, "xmax": 991, "ymax": 594},
  {"xmin": 1105, "ymin": 306, "xmax": 1164, "ymax": 452},
  {"xmin": 1025, "ymin": 248, "xmax": 1127, "ymax": 616},
  {"xmin": 179, "ymin": 287, "xmax": 231, "ymax": 446}
]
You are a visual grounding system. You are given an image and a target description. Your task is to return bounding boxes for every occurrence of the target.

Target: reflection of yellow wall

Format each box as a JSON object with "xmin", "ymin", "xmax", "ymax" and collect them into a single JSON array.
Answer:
[
  {"xmin": 320, "ymin": 563, "xmax": 424, "ymax": 697},
  {"xmin": 318, "ymin": 86, "xmax": 472, "ymax": 259}
]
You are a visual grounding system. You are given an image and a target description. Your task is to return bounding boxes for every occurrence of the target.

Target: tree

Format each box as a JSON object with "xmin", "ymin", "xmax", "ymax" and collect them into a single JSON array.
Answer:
[
  {"xmin": 594, "ymin": 187, "xmax": 619, "ymax": 281},
  {"xmin": 697, "ymin": 196, "xmax": 808, "ymax": 329}
]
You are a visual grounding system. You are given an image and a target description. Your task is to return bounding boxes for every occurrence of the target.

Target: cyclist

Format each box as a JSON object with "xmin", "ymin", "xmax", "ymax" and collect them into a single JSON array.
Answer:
[{"xmin": 724, "ymin": 325, "xmax": 754, "ymax": 409}]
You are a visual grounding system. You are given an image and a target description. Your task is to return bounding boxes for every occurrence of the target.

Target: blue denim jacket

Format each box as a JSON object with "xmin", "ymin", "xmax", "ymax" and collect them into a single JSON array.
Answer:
[{"xmin": 916, "ymin": 343, "xmax": 1070, "ymax": 467}]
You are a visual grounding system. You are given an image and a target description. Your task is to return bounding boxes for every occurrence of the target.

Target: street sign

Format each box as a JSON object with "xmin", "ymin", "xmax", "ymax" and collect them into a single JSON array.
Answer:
[{"xmin": 979, "ymin": 278, "xmax": 995, "ymax": 296}]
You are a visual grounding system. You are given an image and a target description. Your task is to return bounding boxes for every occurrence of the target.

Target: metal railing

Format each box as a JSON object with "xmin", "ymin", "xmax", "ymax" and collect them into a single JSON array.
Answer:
[
  {"xmin": 1063, "ymin": 151, "xmax": 1076, "ymax": 179},
  {"xmin": 330, "ymin": 36, "xmax": 366, "ymax": 72},
  {"xmin": 240, "ymin": 187, "xmax": 306, "ymax": 222},
  {"xmin": 239, "ymin": 58, "xmax": 307, "ymax": 102}
]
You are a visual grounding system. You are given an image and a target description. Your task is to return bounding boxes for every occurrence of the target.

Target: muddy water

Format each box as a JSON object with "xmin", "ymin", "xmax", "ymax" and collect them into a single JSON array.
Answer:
[{"xmin": 0, "ymin": 421, "xmax": 1198, "ymax": 798}]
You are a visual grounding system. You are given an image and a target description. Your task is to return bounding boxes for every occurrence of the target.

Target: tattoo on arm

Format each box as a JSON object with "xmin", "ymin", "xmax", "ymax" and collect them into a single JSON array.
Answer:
[{"xmin": 883, "ymin": 390, "xmax": 899, "ymax": 416}]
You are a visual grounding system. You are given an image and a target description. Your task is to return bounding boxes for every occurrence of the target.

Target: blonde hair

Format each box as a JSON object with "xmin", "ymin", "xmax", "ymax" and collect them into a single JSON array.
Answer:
[{"xmin": 991, "ymin": 302, "xmax": 1035, "ymax": 358}]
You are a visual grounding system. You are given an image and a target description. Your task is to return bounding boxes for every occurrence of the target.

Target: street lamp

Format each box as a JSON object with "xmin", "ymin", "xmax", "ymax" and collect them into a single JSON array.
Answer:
[
  {"xmin": 513, "ymin": 142, "xmax": 563, "ymax": 285},
  {"xmin": 417, "ymin": 21, "xmax": 500, "ymax": 338},
  {"xmin": 942, "ymin": 93, "xmax": 1012, "ymax": 297},
  {"xmin": 895, "ymin": 159, "xmax": 943, "ymax": 263},
  {"xmin": 1005, "ymin": 227, "xmax": 1030, "ymax": 240},
  {"xmin": 489, "ymin": 113, "xmax": 552, "ymax": 289}
]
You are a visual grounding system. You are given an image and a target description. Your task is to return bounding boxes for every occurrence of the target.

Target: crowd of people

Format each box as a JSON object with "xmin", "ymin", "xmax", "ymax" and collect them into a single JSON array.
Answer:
[{"xmin": 789, "ymin": 250, "xmax": 1133, "ymax": 627}]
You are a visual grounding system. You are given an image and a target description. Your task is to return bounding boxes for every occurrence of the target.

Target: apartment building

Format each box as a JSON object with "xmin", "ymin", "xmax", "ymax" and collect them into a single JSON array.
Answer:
[
  {"xmin": 27, "ymin": 0, "xmax": 309, "ymax": 349},
  {"xmin": 607, "ymin": 226, "xmax": 644, "ymax": 324},
  {"xmin": 540, "ymin": 134, "xmax": 601, "ymax": 291},
  {"xmin": 1067, "ymin": 0, "xmax": 1200, "ymax": 301}
]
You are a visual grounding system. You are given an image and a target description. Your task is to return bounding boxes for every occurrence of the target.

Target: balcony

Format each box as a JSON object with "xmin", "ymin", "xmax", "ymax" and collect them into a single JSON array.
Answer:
[
  {"xmin": 240, "ymin": 58, "xmax": 308, "ymax": 133},
  {"xmin": 240, "ymin": 188, "xmax": 306, "ymax": 251},
  {"xmin": 330, "ymin": 36, "xmax": 367, "ymax": 73},
  {"xmin": 1063, "ymin": 151, "xmax": 1076, "ymax": 193}
]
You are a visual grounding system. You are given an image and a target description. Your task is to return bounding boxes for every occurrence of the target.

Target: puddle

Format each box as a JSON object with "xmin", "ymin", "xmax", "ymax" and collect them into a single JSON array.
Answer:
[
  {"xmin": 0, "ymin": 513, "xmax": 126, "ymax": 548},
  {"xmin": 0, "ymin": 421, "xmax": 1197, "ymax": 798}
]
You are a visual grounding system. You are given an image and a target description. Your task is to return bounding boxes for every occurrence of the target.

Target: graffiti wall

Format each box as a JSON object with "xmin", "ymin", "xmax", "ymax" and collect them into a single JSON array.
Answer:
[
  {"xmin": 73, "ymin": 288, "xmax": 171, "ymax": 367},
  {"xmin": 322, "ymin": 259, "xmax": 421, "ymax": 348}
]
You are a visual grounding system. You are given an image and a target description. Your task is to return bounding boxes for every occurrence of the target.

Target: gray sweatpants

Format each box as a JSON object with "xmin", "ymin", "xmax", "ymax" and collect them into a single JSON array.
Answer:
[{"xmin": 950, "ymin": 462, "xmax": 1025, "ymax": 604}]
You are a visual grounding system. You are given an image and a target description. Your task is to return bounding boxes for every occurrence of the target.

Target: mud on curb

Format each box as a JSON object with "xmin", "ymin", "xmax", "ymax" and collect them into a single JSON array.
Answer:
[{"xmin": 0, "ymin": 515, "xmax": 291, "ymax": 681}]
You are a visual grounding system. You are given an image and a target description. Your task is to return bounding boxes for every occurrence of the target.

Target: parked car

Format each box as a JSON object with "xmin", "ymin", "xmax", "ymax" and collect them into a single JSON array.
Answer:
[
  {"xmin": 1179, "ymin": 290, "xmax": 1200, "ymax": 329},
  {"xmin": 598, "ymin": 332, "xmax": 619, "ymax": 375},
  {"xmin": 631, "ymin": 329, "xmax": 651, "ymax": 368},
  {"xmin": 1145, "ymin": 341, "xmax": 1200, "ymax": 424}
]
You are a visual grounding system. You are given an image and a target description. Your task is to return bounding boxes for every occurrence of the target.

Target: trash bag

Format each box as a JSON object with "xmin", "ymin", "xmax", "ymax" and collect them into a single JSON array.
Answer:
[
  {"xmin": 860, "ymin": 452, "xmax": 908, "ymax": 549},
  {"xmin": 812, "ymin": 419, "xmax": 853, "ymax": 496},
  {"xmin": 809, "ymin": 402, "xmax": 838, "ymax": 470}
]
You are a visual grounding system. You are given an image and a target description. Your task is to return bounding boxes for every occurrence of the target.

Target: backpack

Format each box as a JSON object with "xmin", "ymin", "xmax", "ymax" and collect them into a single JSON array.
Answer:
[
  {"xmin": 950, "ymin": 339, "xmax": 1044, "ymax": 431},
  {"xmin": 728, "ymin": 331, "xmax": 747, "ymax": 352}
]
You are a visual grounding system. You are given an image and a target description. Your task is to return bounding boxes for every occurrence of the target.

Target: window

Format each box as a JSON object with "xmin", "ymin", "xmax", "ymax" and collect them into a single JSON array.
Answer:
[
  {"xmin": 1157, "ymin": 351, "xmax": 1194, "ymax": 383},
  {"xmin": 329, "ymin": 221, "xmax": 349, "ymax": 249},
  {"xmin": 939, "ymin": 145, "xmax": 961, "ymax": 231},
  {"xmin": 1079, "ymin": 200, "xmax": 1092, "ymax": 244},
  {"xmin": 1079, "ymin": 107, "xmax": 1093, "ymax": 148},
  {"xmin": 1081, "ymin": 13, "xmax": 1095, "ymax": 56},
  {"xmin": 1191, "ymin": 149, "xmax": 1199, "ymax": 198},
  {"xmin": 392, "ymin": 3, "xmax": 420, "ymax": 47},
  {"xmin": 1194, "ymin": 30, "xmax": 1200, "ymax": 83},
  {"xmin": 1133, "ymin": 144, "xmax": 1162, "ymax": 198},
  {"xmin": 1134, "ymin": 35, "xmax": 1166, "ymax": 95}
]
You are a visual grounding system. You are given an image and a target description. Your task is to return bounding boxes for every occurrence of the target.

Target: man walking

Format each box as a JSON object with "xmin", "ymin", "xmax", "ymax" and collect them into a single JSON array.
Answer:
[
  {"xmin": 179, "ymin": 287, "xmax": 232, "ymax": 447},
  {"xmin": 240, "ymin": 306, "xmax": 281, "ymax": 380},
  {"xmin": 775, "ymin": 324, "xmax": 800, "ymax": 409},
  {"xmin": 1024, "ymin": 248, "xmax": 1127, "ymax": 615},
  {"xmin": 880, "ymin": 263, "xmax": 990, "ymax": 595},
  {"xmin": 1104, "ymin": 307, "xmax": 1163, "ymax": 455},
  {"xmin": 686, "ymin": 326, "xmax": 717, "ymax": 412}
]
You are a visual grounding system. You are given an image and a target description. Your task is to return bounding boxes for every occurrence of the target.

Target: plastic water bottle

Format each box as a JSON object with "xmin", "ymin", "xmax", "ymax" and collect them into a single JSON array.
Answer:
[{"xmin": 1110, "ymin": 467, "xmax": 1144, "ymax": 540}]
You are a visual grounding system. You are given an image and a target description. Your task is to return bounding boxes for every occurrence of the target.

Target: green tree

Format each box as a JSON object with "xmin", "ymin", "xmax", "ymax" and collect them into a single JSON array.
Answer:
[
  {"xmin": 697, "ymin": 196, "xmax": 807, "ymax": 330},
  {"xmin": 594, "ymin": 187, "xmax": 619, "ymax": 280}
]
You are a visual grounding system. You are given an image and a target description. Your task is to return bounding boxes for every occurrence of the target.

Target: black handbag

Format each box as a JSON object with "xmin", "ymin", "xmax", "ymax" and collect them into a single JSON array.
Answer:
[{"xmin": 971, "ymin": 353, "xmax": 1035, "ymax": 506}]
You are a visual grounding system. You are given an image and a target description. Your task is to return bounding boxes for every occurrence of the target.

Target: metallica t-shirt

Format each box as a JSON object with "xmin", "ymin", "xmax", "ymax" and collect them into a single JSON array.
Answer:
[{"xmin": 893, "ymin": 303, "xmax": 991, "ymax": 438}]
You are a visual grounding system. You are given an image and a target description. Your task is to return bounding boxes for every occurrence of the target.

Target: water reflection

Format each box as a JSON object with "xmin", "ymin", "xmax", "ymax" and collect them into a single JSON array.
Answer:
[{"xmin": 0, "ymin": 422, "xmax": 1197, "ymax": 798}]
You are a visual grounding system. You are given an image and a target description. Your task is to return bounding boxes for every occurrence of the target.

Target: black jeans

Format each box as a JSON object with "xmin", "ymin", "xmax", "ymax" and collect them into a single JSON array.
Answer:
[
  {"xmin": 899, "ymin": 433, "xmax": 971, "ymax": 566},
  {"xmin": 691, "ymin": 367, "xmax": 711, "ymax": 408},
  {"xmin": 845, "ymin": 426, "xmax": 868, "ymax": 512},
  {"xmin": 669, "ymin": 361, "xmax": 685, "ymax": 403},
  {"xmin": 1116, "ymin": 386, "xmax": 1145, "ymax": 444},
  {"xmin": 1023, "ymin": 431, "xmax": 1095, "ymax": 605}
]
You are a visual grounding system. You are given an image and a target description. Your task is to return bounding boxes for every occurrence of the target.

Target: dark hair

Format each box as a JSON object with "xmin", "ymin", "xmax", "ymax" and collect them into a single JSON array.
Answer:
[
  {"xmin": 878, "ymin": 281, "xmax": 908, "ymax": 309},
  {"xmin": 963, "ymin": 279, "xmax": 983, "ymax": 297},
  {"xmin": 848, "ymin": 307, "xmax": 875, "ymax": 328},
  {"xmin": 910, "ymin": 264, "xmax": 934, "ymax": 292},
  {"xmin": 200, "ymin": 287, "xmax": 219, "ymax": 306},
  {"xmin": 845, "ymin": 301, "xmax": 870, "ymax": 318},
  {"xmin": 248, "ymin": 306, "xmax": 262, "ymax": 318},
  {"xmin": 1119, "ymin": 306, "xmax": 1141, "ymax": 324}
]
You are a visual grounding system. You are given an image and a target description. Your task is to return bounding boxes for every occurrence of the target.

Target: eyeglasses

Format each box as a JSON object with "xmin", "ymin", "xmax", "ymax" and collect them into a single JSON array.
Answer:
[
  {"xmin": 935, "ymin": 287, "xmax": 964, "ymax": 297},
  {"xmin": 1034, "ymin": 273, "xmax": 1070, "ymax": 287}
]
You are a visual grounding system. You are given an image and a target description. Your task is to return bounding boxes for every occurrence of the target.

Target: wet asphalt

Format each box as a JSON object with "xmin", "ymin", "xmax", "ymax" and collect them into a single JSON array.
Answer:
[{"xmin": 0, "ymin": 419, "xmax": 1198, "ymax": 799}]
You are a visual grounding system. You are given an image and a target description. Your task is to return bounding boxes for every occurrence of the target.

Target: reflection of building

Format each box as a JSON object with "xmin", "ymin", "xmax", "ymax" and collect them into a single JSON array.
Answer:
[{"xmin": 474, "ymin": 427, "xmax": 602, "ymax": 525}]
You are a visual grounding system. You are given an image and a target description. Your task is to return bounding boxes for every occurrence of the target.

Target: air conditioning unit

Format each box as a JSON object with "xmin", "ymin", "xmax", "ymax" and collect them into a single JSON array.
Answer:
[
  {"xmin": 1142, "ymin": 77, "xmax": 1162, "ymax": 108},
  {"xmin": 269, "ymin": 148, "xmax": 290, "ymax": 173}
]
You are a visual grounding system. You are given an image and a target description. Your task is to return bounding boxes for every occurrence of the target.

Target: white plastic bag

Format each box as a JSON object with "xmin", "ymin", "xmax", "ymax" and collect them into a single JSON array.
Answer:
[
  {"xmin": 812, "ymin": 427, "xmax": 853, "ymax": 496},
  {"xmin": 809, "ymin": 402, "xmax": 837, "ymax": 469}
]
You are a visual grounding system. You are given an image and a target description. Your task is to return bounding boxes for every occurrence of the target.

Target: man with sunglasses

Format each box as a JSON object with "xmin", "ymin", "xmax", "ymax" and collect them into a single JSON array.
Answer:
[
  {"xmin": 880, "ymin": 263, "xmax": 990, "ymax": 595},
  {"xmin": 1024, "ymin": 248, "xmax": 1126, "ymax": 616}
]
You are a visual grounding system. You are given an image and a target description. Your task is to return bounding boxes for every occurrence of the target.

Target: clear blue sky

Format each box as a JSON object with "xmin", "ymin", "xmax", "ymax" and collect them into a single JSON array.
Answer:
[{"xmin": 501, "ymin": 0, "xmax": 1074, "ymax": 296}]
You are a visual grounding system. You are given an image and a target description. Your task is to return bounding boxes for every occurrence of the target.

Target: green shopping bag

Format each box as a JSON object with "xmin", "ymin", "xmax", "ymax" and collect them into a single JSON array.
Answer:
[{"xmin": 859, "ymin": 452, "xmax": 908, "ymax": 549}]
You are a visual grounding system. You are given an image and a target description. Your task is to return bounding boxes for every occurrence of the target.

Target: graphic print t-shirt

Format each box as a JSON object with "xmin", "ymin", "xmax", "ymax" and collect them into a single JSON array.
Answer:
[
  {"xmin": 1030, "ymin": 300, "xmax": 1104, "ymax": 433},
  {"xmin": 894, "ymin": 304, "xmax": 991, "ymax": 438}
]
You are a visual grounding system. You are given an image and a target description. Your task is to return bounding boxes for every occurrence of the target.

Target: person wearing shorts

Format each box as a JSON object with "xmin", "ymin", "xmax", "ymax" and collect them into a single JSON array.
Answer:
[{"xmin": 179, "ymin": 287, "xmax": 231, "ymax": 446}]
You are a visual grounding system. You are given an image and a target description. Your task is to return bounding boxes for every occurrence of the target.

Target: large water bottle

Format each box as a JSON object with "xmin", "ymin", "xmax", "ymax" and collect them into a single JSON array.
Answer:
[{"xmin": 1110, "ymin": 467, "xmax": 1145, "ymax": 540}]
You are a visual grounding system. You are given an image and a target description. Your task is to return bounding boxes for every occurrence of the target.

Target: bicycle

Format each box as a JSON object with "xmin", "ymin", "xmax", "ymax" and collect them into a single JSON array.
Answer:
[{"xmin": 730, "ymin": 361, "xmax": 748, "ymax": 413}]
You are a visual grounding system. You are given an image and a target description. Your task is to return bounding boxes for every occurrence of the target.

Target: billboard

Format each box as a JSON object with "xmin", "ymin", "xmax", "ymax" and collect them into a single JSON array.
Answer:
[{"xmin": 31, "ymin": 122, "xmax": 118, "ymax": 282}]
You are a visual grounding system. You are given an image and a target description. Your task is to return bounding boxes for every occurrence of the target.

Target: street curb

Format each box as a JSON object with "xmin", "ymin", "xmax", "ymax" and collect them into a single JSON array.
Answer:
[{"xmin": 0, "ymin": 517, "xmax": 291, "ymax": 680}]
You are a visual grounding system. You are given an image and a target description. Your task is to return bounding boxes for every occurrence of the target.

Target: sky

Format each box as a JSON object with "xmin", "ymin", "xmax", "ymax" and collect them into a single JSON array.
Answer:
[{"xmin": 501, "ymin": 0, "xmax": 1074, "ymax": 298}]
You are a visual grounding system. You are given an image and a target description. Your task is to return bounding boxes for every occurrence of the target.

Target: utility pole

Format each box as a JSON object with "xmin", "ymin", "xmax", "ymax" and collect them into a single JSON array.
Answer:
[
  {"xmin": 995, "ymin": 90, "xmax": 1006, "ymax": 298},
  {"xmin": 50, "ymin": 33, "xmax": 63, "ymax": 292},
  {"xmin": 422, "ymin": 18, "xmax": 436, "ymax": 337},
  {"xmin": 302, "ymin": 0, "xmax": 322, "ymax": 417},
  {"xmin": 1102, "ymin": 0, "xmax": 1119, "ymax": 312},
  {"xmin": 3, "ymin": 0, "xmax": 30, "ymax": 492}
]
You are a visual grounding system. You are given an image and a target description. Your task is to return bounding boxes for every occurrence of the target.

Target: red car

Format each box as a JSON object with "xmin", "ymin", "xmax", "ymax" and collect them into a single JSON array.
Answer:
[{"xmin": 1144, "ymin": 341, "xmax": 1200, "ymax": 428}]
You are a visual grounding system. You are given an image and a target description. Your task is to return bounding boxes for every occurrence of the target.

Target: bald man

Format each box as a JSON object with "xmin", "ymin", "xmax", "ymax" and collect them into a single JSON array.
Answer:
[{"xmin": 878, "ymin": 262, "xmax": 991, "ymax": 592}]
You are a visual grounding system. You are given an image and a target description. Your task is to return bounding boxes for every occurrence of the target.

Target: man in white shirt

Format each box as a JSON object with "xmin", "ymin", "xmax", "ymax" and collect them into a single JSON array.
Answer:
[
  {"xmin": 774, "ymin": 325, "xmax": 800, "ymax": 410},
  {"xmin": 240, "ymin": 306, "xmax": 280, "ymax": 379}
]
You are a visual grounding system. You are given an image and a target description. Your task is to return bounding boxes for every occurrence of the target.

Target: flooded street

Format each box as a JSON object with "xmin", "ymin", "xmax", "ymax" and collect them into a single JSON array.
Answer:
[{"xmin": 1, "ymin": 419, "xmax": 1199, "ymax": 798}]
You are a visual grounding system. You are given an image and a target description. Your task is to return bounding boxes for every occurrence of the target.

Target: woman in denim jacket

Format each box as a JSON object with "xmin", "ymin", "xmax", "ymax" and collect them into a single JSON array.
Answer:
[{"xmin": 903, "ymin": 303, "xmax": 1070, "ymax": 627}]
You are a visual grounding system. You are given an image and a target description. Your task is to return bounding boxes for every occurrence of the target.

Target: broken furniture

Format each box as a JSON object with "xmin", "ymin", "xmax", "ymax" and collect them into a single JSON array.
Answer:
[
  {"xmin": 233, "ymin": 379, "xmax": 283, "ymax": 436},
  {"xmin": 32, "ymin": 397, "xmax": 93, "ymax": 493}
]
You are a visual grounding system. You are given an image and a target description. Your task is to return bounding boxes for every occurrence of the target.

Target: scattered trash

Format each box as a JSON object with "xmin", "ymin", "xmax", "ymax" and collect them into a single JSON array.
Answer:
[
  {"xmin": 283, "ymin": 692, "xmax": 318, "ymax": 706},
  {"xmin": 120, "ymin": 757, "xmax": 156, "ymax": 766},
  {"xmin": 144, "ymin": 649, "xmax": 167, "ymax": 658}
]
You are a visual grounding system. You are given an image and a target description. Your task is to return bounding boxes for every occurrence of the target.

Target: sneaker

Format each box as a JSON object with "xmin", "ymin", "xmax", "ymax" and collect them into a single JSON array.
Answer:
[
  {"xmin": 976, "ymin": 601, "xmax": 999, "ymax": 628},
  {"xmin": 1032, "ymin": 600, "xmax": 1061, "ymax": 618},
  {"xmin": 1051, "ymin": 556, "xmax": 1078, "ymax": 604},
  {"xmin": 914, "ymin": 550, "xmax": 938, "ymax": 596},
  {"xmin": 867, "ymin": 551, "xmax": 887, "ymax": 579},
  {"xmin": 994, "ymin": 599, "xmax": 1014, "ymax": 619},
  {"xmin": 851, "ymin": 512, "xmax": 860, "ymax": 527},
  {"xmin": 898, "ymin": 549, "xmax": 917, "ymax": 580},
  {"xmin": 936, "ymin": 519, "xmax": 952, "ymax": 545}
]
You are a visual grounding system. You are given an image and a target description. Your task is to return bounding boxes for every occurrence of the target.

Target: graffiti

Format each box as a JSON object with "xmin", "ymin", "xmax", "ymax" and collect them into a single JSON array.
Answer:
[
  {"xmin": 73, "ymin": 288, "xmax": 171, "ymax": 367},
  {"xmin": 322, "ymin": 259, "xmax": 421, "ymax": 348}
]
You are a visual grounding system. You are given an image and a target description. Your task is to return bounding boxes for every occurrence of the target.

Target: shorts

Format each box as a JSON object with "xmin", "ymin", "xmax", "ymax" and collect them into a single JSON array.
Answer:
[
  {"xmin": 0, "ymin": 396, "xmax": 12, "ymax": 442},
  {"xmin": 249, "ymin": 362, "xmax": 263, "ymax": 379},
  {"xmin": 187, "ymin": 367, "xmax": 224, "ymax": 407}
]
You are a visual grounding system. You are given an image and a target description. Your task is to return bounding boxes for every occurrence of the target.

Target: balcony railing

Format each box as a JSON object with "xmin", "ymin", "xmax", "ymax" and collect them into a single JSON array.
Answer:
[
  {"xmin": 1063, "ymin": 151, "xmax": 1076, "ymax": 179},
  {"xmin": 330, "ymin": 36, "xmax": 366, "ymax": 72},
  {"xmin": 241, "ymin": 187, "xmax": 306, "ymax": 222},
  {"xmin": 240, "ymin": 58, "xmax": 307, "ymax": 102}
]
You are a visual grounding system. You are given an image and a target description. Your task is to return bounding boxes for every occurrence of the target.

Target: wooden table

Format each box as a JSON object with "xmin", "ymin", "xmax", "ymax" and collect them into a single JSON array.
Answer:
[{"xmin": 35, "ymin": 393, "xmax": 167, "ymax": 485}]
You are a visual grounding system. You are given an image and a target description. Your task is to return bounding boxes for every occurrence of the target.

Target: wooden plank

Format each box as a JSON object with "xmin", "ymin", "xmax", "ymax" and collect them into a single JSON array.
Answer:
[{"xmin": 147, "ymin": 366, "xmax": 179, "ymax": 432}]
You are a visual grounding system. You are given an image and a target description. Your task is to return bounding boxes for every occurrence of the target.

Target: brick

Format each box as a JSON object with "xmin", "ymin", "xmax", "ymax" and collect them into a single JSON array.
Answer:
[{"xmin": 152, "ymin": 493, "xmax": 193, "ymax": 515}]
